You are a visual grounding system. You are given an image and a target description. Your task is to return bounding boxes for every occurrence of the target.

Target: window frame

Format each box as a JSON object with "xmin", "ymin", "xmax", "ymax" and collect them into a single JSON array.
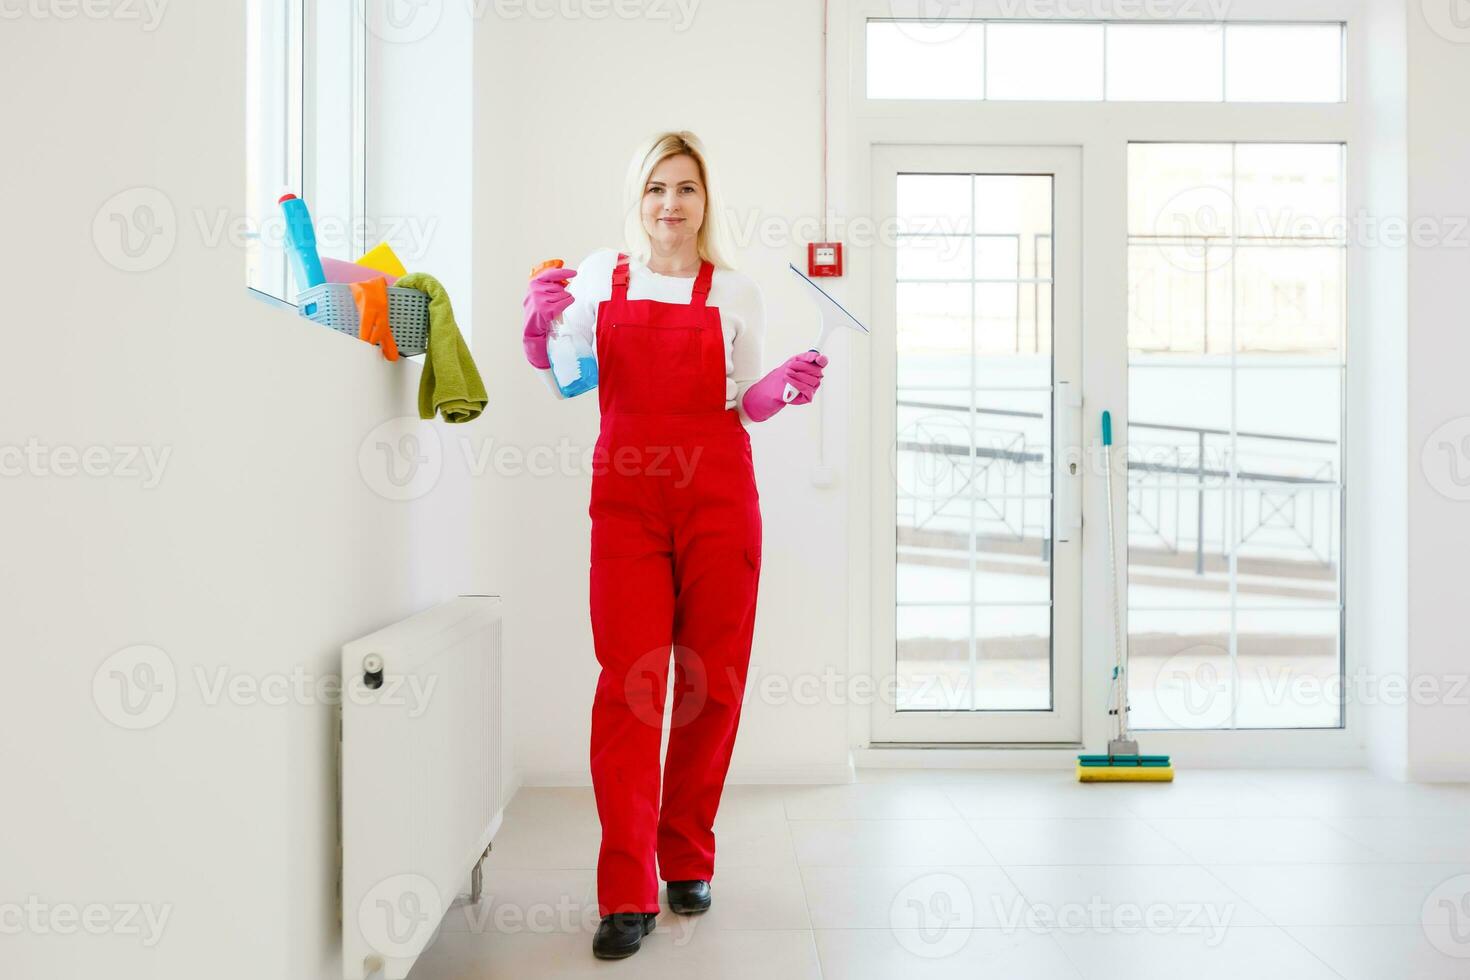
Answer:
[
  {"xmin": 835, "ymin": 0, "xmax": 1369, "ymax": 765},
  {"xmin": 864, "ymin": 17, "xmax": 1347, "ymax": 104},
  {"xmin": 246, "ymin": 0, "xmax": 367, "ymax": 306}
]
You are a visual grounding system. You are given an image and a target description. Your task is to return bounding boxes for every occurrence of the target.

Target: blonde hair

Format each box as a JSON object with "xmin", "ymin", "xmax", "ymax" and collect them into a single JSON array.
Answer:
[{"xmin": 622, "ymin": 130, "xmax": 737, "ymax": 270}]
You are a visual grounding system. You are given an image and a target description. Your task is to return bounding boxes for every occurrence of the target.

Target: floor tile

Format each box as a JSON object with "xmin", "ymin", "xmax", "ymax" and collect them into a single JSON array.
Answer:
[
  {"xmin": 790, "ymin": 818, "xmax": 995, "ymax": 867},
  {"xmin": 971, "ymin": 818, "xmax": 1194, "ymax": 866},
  {"xmin": 945, "ymin": 777, "xmax": 1142, "ymax": 818},
  {"xmin": 1145, "ymin": 816, "xmax": 1385, "ymax": 864},
  {"xmin": 813, "ymin": 927, "xmax": 1083, "ymax": 979},
  {"xmin": 1003, "ymin": 865, "xmax": 1272, "ymax": 928},
  {"xmin": 672, "ymin": 864, "xmax": 811, "ymax": 931},
  {"xmin": 482, "ymin": 788, "xmax": 601, "ymax": 870},
  {"xmin": 1321, "ymin": 816, "xmax": 1470, "ymax": 863},
  {"xmin": 409, "ymin": 926, "xmax": 823, "ymax": 980},
  {"xmin": 1285, "ymin": 924, "xmax": 1470, "ymax": 980},
  {"xmin": 1051, "ymin": 924, "xmax": 1342, "ymax": 980},
  {"xmin": 783, "ymin": 782, "xmax": 960, "ymax": 820},
  {"xmin": 799, "ymin": 865, "xmax": 1026, "ymax": 929},
  {"xmin": 1208, "ymin": 862, "xmax": 1470, "ymax": 926}
]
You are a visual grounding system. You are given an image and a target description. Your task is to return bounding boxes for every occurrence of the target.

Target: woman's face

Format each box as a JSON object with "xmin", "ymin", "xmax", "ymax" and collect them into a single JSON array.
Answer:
[{"xmin": 640, "ymin": 154, "xmax": 705, "ymax": 254}]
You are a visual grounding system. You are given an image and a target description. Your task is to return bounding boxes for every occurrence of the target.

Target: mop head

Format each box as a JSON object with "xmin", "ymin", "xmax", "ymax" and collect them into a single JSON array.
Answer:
[{"xmin": 1076, "ymin": 755, "xmax": 1174, "ymax": 782}]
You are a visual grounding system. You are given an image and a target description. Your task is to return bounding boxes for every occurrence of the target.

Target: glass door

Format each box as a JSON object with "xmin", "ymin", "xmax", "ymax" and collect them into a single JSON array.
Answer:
[{"xmin": 870, "ymin": 145, "xmax": 1082, "ymax": 743}]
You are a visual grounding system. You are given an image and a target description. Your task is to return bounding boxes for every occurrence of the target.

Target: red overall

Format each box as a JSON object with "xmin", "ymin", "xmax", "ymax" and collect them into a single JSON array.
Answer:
[{"xmin": 587, "ymin": 253, "xmax": 762, "ymax": 916}]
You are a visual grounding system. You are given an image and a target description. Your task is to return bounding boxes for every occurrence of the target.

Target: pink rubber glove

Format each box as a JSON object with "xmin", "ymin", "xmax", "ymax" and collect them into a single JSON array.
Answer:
[
  {"xmin": 741, "ymin": 352, "xmax": 829, "ymax": 422},
  {"xmin": 522, "ymin": 266, "xmax": 578, "ymax": 369}
]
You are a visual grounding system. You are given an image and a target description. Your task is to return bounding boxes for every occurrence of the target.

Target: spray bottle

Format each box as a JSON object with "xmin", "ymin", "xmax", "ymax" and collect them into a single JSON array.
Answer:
[{"xmin": 532, "ymin": 259, "xmax": 598, "ymax": 397}]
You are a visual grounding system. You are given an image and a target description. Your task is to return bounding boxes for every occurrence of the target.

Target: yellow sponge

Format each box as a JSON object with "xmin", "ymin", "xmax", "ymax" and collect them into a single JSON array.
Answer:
[
  {"xmin": 356, "ymin": 242, "xmax": 408, "ymax": 278},
  {"xmin": 1076, "ymin": 763, "xmax": 1174, "ymax": 783}
]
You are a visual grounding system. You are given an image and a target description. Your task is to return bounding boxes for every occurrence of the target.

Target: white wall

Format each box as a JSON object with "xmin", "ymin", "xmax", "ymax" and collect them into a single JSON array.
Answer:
[
  {"xmin": 0, "ymin": 5, "xmax": 475, "ymax": 979},
  {"xmin": 470, "ymin": 0, "xmax": 855, "ymax": 785},
  {"xmin": 1405, "ymin": 4, "xmax": 1470, "ymax": 781},
  {"xmin": 1355, "ymin": 0, "xmax": 1410, "ymax": 779}
]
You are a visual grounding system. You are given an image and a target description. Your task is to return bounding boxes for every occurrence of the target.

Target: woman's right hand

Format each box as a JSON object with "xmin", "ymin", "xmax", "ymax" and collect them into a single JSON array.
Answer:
[{"xmin": 523, "ymin": 265, "xmax": 578, "ymax": 369}]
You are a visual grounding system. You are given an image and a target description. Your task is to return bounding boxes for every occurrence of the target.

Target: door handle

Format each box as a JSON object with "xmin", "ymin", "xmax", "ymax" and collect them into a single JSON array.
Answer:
[{"xmin": 1055, "ymin": 380, "xmax": 1083, "ymax": 544}]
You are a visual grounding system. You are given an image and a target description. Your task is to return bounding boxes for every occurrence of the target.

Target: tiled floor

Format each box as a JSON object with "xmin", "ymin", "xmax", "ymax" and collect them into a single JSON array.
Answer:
[{"xmin": 408, "ymin": 769, "xmax": 1470, "ymax": 979}]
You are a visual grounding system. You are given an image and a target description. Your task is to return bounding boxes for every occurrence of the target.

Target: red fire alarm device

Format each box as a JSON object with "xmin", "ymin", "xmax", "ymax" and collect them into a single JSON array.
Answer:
[{"xmin": 807, "ymin": 242, "xmax": 843, "ymax": 277}]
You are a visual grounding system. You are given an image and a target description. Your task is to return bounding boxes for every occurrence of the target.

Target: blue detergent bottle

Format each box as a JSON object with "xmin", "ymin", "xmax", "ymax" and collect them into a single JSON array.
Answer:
[
  {"xmin": 278, "ymin": 193, "xmax": 326, "ymax": 295},
  {"xmin": 546, "ymin": 317, "xmax": 599, "ymax": 398},
  {"xmin": 532, "ymin": 260, "xmax": 597, "ymax": 397}
]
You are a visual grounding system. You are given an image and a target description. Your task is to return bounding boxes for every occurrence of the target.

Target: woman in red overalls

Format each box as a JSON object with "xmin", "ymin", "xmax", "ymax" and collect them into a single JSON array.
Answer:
[{"xmin": 521, "ymin": 131, "xmax": 827, "ymax": 959}]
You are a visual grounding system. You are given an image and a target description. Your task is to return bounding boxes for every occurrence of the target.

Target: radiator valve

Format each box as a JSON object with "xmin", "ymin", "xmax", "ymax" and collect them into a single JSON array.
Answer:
[{"xmin": 362, "ymin": 653, "xmax": 384, "ymax": 690}]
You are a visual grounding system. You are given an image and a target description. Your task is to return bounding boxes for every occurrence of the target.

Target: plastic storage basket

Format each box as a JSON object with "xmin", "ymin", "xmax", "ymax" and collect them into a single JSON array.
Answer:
[{"xmin": 297, "ymin": 283, "xmax": 430, "ymax": 356}]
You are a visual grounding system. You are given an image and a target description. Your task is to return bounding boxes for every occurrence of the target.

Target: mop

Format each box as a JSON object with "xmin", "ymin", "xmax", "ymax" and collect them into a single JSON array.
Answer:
[{"xmin": 1077, "ymin": 411, "xmax": 1174, "ymax": 783}]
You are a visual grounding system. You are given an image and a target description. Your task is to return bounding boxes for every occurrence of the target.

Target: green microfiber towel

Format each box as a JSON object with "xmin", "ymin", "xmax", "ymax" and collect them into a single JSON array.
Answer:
[{"xmin": 397, "ymin": 272, "xmax": 487, "ymax": 424}]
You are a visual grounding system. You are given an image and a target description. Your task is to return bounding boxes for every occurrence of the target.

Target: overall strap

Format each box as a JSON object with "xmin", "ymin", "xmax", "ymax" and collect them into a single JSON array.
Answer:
[
  {"xmin": 690, "ymin": 260, "xmax": 714, "ymax": 308},
  {"xmin": 611, "ymin": 253, "xmax": 631, "ymax": 301}
]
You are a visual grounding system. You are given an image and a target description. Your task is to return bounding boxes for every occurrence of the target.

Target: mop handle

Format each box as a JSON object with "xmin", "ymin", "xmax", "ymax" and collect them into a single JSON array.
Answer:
[{"xmin": 1103, "ymin": 410, "xmax": 1127, "ymax": 743}]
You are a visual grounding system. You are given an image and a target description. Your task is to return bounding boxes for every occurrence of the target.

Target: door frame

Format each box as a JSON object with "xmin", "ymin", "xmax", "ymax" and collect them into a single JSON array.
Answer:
[
  {"xmin": 868, "ymin": 144, "xmax": 1084, "ymax": 744},
  {"xmin": 831, "ymin": 0, "xmax": 1370, "ymax": 765}
]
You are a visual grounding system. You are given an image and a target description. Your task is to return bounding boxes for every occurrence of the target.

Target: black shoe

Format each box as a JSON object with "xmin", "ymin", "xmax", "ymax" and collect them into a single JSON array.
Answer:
[
  {"xmin": 666, "ymin": 879, "xmax": 712, "ymax": 914},
  {"xmin": 592, "ymin": 912, "xmax": 657, "ymax": 959}
]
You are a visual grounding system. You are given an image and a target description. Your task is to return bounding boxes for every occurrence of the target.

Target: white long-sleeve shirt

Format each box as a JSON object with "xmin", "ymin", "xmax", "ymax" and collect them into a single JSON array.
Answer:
[{"xmin": 538, "ymin": 248, "xmax": 766, "ymax": 420}]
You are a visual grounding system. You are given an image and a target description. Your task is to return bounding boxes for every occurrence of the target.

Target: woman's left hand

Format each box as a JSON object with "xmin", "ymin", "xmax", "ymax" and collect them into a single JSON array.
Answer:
[{"xmin": 741, "ymin": 351, "xmax": 828, "ymax": 422}]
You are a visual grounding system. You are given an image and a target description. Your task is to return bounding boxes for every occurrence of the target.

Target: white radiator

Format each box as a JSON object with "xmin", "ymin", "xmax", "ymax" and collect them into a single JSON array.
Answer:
[{"xmin": 340, "ymin": 596, "xmax": 505, "ymax": 980}]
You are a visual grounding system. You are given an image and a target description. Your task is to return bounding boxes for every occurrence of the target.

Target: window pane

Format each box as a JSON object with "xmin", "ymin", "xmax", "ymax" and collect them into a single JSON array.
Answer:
[
  {"xmin": 245, "ymin": 0, "xmax": 303, "ymax": 301},
  {"xmin": 1235, "ymin": 144, "xmax": 1345, "ymax": 242},
  {"xmin": 867, "ymin": 21, "xmax": 984, "ymax": 99},
  {"xmin": 1129, "ymin": 487, "xmax": 1232, "ymax": 609},
  {"xmin": 1235, "ymin": 367, "xmax": 1342, "ymax": 483},
  {"xmin": 1225, "ymin": 24, "xmax": 1343, "ymax": 103},
  {"xmin": 1128, "ymin": 610, "xmax": 1234, "ymax": 729},
  {"xmin": 1233, "ymin": 247, "xmax": 1344, "ymax": 354},
  {"xmin": 1127, "ymin": 142, "xmax": 1346, "ymax": 731},
  {"xmin": 985, "ymin": 22, "xmax": 1104, "ymax": 101},
  {"xmin": 897, "ymin": 173, "xmax": 974, "ymax": 235},
  {"xmin": 1106, "ymin": 23, "xmax": 1224, "ymax": 102},
  {"xmin": 1235, "ymin": 608, "xmax": 1341, "ymax": 728},
  {"xmin": 1128, "ymin": 243, "xmax": 1232, "ymax": 353},
  {"xmin": 897, "ymin": 605, "xmax": 973, "ymax": 710},
  {"xmin": 1235, "ymin": 487, "xmax": 1341, "ymax": 607},
  {"xmin": 898, "ymin": 236, "xmax": 972, "ymax": 280},
  {"xmin": 1127, "ymin": 143, "xmax": 1234, "ymax": 239},
  {"xmin": 895, "ymin": 171, "xmax": 1055, "ymax": 715},
  {"xmin": 1129, "ymin": 363, "xmax": 1232, "ymax": 438}
]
